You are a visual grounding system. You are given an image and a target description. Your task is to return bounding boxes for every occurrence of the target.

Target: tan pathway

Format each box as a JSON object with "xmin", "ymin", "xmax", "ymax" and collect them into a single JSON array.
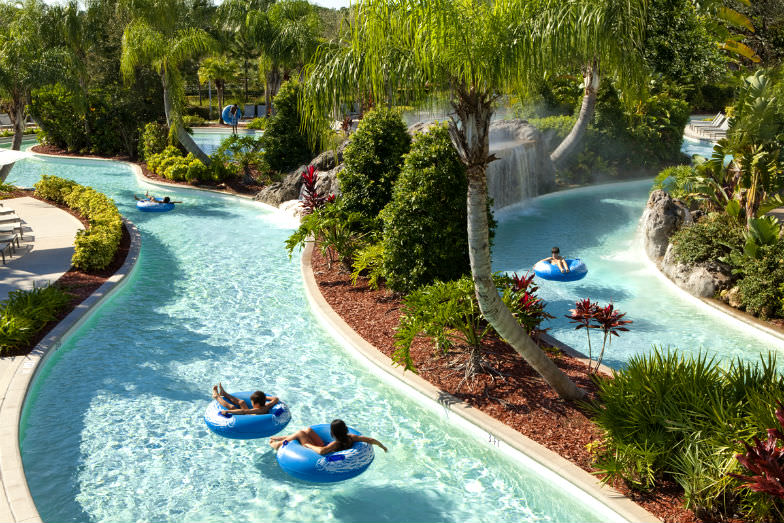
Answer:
[
  {"xmin": 0, "ymin": 196, "xmax": 82, "ymax": 523},
  {"xmin": 0, "ymin": 196, "xmax": 83, "ymax": 301}
]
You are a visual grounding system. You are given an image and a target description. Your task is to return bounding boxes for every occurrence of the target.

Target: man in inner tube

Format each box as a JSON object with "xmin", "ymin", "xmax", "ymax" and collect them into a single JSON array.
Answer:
[
  {"xmin": 537, "ymin": 246, "xmax": 570, "ymax": 273},
  {"xmin": 212, "ymin": 383, "xmax": 278, "ymax": 415}
]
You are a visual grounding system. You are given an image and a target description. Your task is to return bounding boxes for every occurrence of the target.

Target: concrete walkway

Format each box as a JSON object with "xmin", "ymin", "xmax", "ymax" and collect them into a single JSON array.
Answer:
[{"xmin": 0, "ymin": 197, "xmax": 83, "ymax": 301}]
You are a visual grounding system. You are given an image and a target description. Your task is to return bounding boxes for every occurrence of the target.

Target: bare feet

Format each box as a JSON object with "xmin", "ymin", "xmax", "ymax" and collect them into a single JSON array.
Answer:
[
  {"xmin": 212, "ymin": 385, "xmax": 219, "ymax": 399},
  {"xmin": 269, "ymin": 435, "xmax": 285, "ymax": 441},
  {"xmin": 218, "ymin": 382, "xmax": 227, "ymax": 396},
  {"xmin": 269, "ymin": 439, "xmax": 284, "ymax": 451}
]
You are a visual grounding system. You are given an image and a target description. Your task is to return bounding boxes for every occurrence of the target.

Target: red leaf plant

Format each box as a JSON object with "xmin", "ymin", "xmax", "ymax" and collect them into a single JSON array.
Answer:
[
  {"xmin": 301, "ymin": 165, "xmax": 326, "ymax": 215},
  {"xmin": 730, "ymin": 403, "xmax": 784, "ymax": 501},
  {"xmin": 507, "ymin": 272, "xmax": 554, "ymax": 336},
  {"xmin": 566, "ymin": 299, "xmax": 631, "ymax": 373}
]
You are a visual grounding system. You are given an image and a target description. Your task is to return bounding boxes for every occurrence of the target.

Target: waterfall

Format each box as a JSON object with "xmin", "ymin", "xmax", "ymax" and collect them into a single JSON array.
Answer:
[{"xmin": 486, "ymin": 139, "xmax": 539, "ymax": 209}]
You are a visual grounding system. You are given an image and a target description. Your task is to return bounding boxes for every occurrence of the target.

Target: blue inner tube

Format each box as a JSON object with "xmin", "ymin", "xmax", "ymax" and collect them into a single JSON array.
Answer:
[
  {"xmin": 533, "ymin": 258, "xmax": 588, "ymax": 282},
  {"xmin": 204, "ymin": 391, "xmax": 291, "ymax": 439},
  {"xmin": 136, "ymin": 200, "xmax": 174, "ymax": 213},
  {"xmin": 276, "ymin": 424, "xmax": 375, "ymax": 483},
  {"xmin": 222, "ymin": 105, "xmax": 242, "ymax": 125}
]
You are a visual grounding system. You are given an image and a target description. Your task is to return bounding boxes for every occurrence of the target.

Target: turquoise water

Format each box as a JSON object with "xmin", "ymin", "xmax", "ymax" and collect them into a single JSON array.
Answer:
[
  {"xmin": 11, "ymin": 154, "xmax": 619, "ymax": 522},
  {"xmin": 492, "ymin": 139, "xmax": 784, "ymax": 369},
  {"xmin": 190, "ymin": 129, "xmax": 259, "ymax": 155}
]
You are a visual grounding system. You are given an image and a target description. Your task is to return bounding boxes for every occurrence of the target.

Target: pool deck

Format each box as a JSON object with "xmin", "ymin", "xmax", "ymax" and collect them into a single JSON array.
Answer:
[{"xmin": 0, "ymin": 197, "xmax": 84, "ymax": 301}]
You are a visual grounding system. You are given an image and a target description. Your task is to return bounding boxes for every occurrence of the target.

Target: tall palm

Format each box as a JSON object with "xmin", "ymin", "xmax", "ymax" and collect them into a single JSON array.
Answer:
[
  {"xmin": 303, "ymin": 0, "xmax": 646, "ymax": 400},
  {"xmin": 249, "ymin": 0, "xmax": 320, "ymax": 115},
  {"xmin": 198, "ymin": 56, "xmax": 238, "ymax": 122},
  {"xmin": 120, "ymin": 0, "xmax": 215, "ymax": 164},
  {"xmin": 0, "ymin": 0, "xmax": 61, "ymax": 181}
]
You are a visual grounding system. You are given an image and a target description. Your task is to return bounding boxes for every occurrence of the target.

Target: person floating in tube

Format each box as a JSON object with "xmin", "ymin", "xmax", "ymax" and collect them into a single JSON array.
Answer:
[
  {"xmin": 211, "ymin": 382, "xmax": 278, "ymax": 416},
  {"xmin": 269, "ymin": 419, "xmax": 388, "ymax": 454},
  {"xmin": 537, "ymin": 246, "xmax": 570, "ymax": 273}
]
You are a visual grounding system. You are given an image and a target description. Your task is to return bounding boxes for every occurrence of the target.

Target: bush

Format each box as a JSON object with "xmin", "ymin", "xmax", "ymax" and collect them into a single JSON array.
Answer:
[
  {"xmin": 670, "ymin": 213, "xmax": 745, "ymax": 266},
  {"xmin": 338, "ymin": 108, "xmax": 411, "ymax": 221},
  {"xmin": 34, "ymin": 175, "xmax": 122, "ymax": 271},
  {"xmin": 183, "ymin": 105, "xmax": 211, "ymax": 120},
  {"xmin": 590, "ymin": 349, "xmax": 784, "ymax": 520},
  {"xmin": 246, "ymin": 117, "xmax": 267, "ymax": 130},
  {"xmin": 736, "ymin": 240, "xmax": 784, "ymax": 319},
  {"xmin": 393, "ymin": 276, "xmax": 491, "ymax": 371},
  {"xmin": 260, "ymin": 80, "xmax": 314, "ymax": 173},
  {"xmin": 140, "ymin": 122, "xmax": 169, "ymax": 161},
  {"xmin": 380, "ymin": 124, "xmax": 469, "ymax": 292},
  {"xmin": 31, "ymin": 80, "xmax": 162, "ymax": 159},
  {"xmin": 651, "ymin": 165, "xmax": 700, "ymax": 202},
  {"xmin": 215, "ymin": 135, "xmax": 265, "ymax": 182},
  {"xmin": 350, "ymin": 242, "xmax": 385, "ymax": 290},
  {"xmin": 0, "ymin": 285, "xmax": 71, "ymax": 354},
  {"xmin": 181, "ymin": 115, "xmax": 206, "ymax": 127}
]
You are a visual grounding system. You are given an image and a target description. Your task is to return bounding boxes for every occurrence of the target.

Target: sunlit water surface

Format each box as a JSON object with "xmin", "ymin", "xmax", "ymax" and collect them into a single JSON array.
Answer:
[
  {"xmin": 11, "ymin": 142, "xmax": 618, "ymax": 522},
  {"xmin": 492, "ymin": 138, "xmax": 784, "ymax": 368}
]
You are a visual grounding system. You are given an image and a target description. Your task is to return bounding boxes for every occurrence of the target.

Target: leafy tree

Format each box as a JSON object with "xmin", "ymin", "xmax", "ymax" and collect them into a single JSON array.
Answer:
[
  {"xmin": 0, "ymin": 0, "xmax": 63, "ymax": 181},
  {"xmin": 260, "ymin": 80, "xmax": 314, "ymax": 172},
  {"xmin": 120, "ymin": 0, "xmax": 216, "ymax": 164},
  {"xmin": 380, "ymin": 124, "xmax": 468, "ymax": 292},
  {"xmin": 338, "ymin": 108, "xmax": 411, "ymax": 222},
  {"xmin": 198, "ymin": 56, "xmax": 238, "ymax": 121},
  {"xmin": 303, "ymin": 0, "xmax": 648, "ymax": 398}
]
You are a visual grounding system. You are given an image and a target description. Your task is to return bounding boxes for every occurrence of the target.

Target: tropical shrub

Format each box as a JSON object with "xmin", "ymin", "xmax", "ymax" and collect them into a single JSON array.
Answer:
[
  {"xmin": 670, "ymin": 213, "xmax": 745, "ymax": 266},
  {"xmin": 565, "ymin": 299, "xmax": 631, "ymax": 372},
  {"xmin": 34, "ymin": 175, "xmax": 122, "ymax": 271},
  {"xmin": 735, "ymin": 240, "xmax": 784, "ymax": 319},
  {"xmin": 350, "ymin": 242, "xmax": 385, "ymax": 290},
  {"xmin": 260, "ymin": 80, "xmax": 314, "ymax": 173},
  {"xmin": 651, "ymin": 165, "xmax": 700, "ymax": 202},
  {"xmin": 181, "ymin": 115, "xmax": 206, "ymax": 127},
  {"xmin": 498, "ymin": 272, "xmax": 554, "ymax": 336},
  {"xmin": 146, "ymin": 146, "xmax": 217, "ymax": 184},
  {"xmin": 590, "ymin": 350, "xmax": 784, "ymax": 520},
  {"xmin": 0, "ymin": 285, "xmax": 71, "ymax": 354},
  {"xmin": 215, "ymin": 135, "xmax": 265, "ymax": 183},
  {"xmin": 246, "ymin": 117, "xmax": 267, "ymax": 130},
  {"xmin": 393, "ymin": 276, "xmax": 491, "ymax": 372},
  {"xmin": 380, "ymin": 125, "xmax": 469, "ymax": 292},
  {"xmin": 285, "ymin": 201, "xmax": 370, "ymax": 269},
  {"xmin": 140, "ymin": 122, "xmax": 169, "ymax": 161},
  {"xmin": 338, "ymin": 108, "xmax": 411, "ymax": 221}
]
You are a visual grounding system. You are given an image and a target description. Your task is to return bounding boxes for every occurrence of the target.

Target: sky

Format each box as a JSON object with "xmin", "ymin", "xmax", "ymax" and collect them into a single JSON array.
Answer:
[{"xmin": 310, "ymin": 0, "xmax": 350, "ymax": 7}]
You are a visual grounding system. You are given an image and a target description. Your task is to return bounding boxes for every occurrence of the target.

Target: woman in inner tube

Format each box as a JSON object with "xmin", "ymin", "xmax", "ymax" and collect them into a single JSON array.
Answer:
[{"xmin": 269, "ymin": 419, "xmax": 388, "ymax": 455}]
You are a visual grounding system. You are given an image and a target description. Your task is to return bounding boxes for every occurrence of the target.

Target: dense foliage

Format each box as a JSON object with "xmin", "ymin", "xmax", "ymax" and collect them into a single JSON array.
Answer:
[
  {"xmin": 381, "ymin": 125, "xmax": 469, "ymax": 292},
  {"xmin": 34, "ymin": 175, "xmax": 122, "ymax": 271},
  {"xmin": 140, "ymin": 122, "xmax": 169, "ymax": 161},
  {"xmin": 259, "ymin": 80, "xmax": 314, "ymax": 174},
  {"xmin": 0, "ymin": 285, "xmax": 71, "ymax": 354},
  {"xmin": 591, "ymin": 350, "xmax": 784, "ymax": 521},
  {"xmin": 338, "ymin": 108, "xmax": 411, "ymax": 222},
  {"xmin": 671, "ymin": 213, "xmax": 745, "ymax": 266}
]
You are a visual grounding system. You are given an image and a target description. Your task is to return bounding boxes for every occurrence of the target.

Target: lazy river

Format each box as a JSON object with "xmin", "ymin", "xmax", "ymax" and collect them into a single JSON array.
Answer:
[
  {"xmin": 493, "ymin": 138, "xmax": 784, "ymax": 368},
  {"xmin": 9, "ymin": 152, "xmax": 620, "ymax": 522}
]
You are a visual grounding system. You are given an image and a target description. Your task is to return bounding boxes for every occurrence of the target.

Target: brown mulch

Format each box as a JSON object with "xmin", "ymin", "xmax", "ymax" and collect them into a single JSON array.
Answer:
[
  {"xmin": 1, "ymin": 192, "xmax": 131, "ymax": 357},
  {"xmin": 310, "ymin": 247, "xmax": 700, "ymax": 523}
]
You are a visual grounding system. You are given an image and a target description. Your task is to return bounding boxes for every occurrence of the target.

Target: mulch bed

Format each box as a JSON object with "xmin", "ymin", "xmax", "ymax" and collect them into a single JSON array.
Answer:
[
  {"xmin": 1, "ymin": 190, "xmax": 132, "ymax": 357},
  {"xmin": 310, "ymin": 246, "xmax": 700, "ymax": 523}
]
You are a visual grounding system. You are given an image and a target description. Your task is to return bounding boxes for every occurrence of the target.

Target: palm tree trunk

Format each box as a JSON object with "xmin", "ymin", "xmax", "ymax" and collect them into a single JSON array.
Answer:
[
  {"xmin": 161, "ymin": 72, "xmax": 211, "ymax": 166},
  {"xmin": 0, "ymin": 98, "xmax": 27, "ymax": 183},
  {"xmin": 549, "ymin": 59, "xmax": 600, "ymax": 170},
  {"xmin": 452, "ymin": 87, "xmax": 584, "ymax": 401}
]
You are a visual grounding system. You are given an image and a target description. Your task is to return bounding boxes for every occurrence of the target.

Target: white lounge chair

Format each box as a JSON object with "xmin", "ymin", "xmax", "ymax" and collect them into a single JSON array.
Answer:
[{"xmin": 691, "ymin": 113, "xmax": 724, "ymax": 127}]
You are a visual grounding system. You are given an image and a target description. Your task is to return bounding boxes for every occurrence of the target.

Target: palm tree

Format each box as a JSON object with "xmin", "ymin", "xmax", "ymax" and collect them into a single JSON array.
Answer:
[
  {"xmin": 248, "ymin": 0, "xmax": 320, "ymax": 115},
  {"xmin": 198, "ymin": 56, "xmax": 238, "ymax": 123},
  {"xmin": 120, "ymin": 0, "xmax": 215, "ymax": 164},
  {"xmin": 0, "ymin": 0, "xmax": 61, "ymax": 181},
  {"xmin": 303, "ymin": 0, "xmax": 646, "ymax": 400}
]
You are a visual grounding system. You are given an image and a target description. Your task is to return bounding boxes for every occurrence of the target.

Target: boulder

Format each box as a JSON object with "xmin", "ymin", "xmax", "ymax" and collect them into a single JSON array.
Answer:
[
  {"xmin": 641, "ymin": 189, "xmax": 693, "ymax": 261},
  {"xmin": 254, "ymin": 166, "xmax": 306, "ymax": 207},
  {"xmin": 660, "ymin": 244, "xmax": 732, "ymax": 298},
  {"xmin": 314, "ymin": 164, "xmax": 342, "ymax": 198},
  {"xmin": 279, "ymin": 199, "xmax": 306, "ymax": 219}
]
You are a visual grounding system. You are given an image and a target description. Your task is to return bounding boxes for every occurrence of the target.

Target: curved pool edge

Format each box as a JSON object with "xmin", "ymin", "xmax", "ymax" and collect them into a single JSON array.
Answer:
[
  {"xmin": 299, "ymin": 242, "xmax": 660, "ymax": 523},
  {"xmin": 0, "ymin": 218, "xmax": 141, "ymax": 523}
]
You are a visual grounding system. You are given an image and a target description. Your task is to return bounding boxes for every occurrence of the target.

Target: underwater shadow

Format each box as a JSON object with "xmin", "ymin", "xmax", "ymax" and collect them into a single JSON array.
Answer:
[{"xmin": 330, "ymin": 485, "xmax": 457, "ymax": 523}]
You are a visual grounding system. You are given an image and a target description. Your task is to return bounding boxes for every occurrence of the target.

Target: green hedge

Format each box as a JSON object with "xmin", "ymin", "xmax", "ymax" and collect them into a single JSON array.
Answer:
[
  {"xmin": 34, "ymin": 175, "xmax": 122, "ymax": 271},
  {"xmin": 146, "ymin": 146, "xmax": 222, "ymax": 184},
  {"xmin": 381, "ymin": 124, "xmax": 469, "ymax": 292},
  {"xmin": 670, "ymin": 213, "xmax": 745, "ymax": 266},
  {"xmin": 0, "ymin": 285, "xmax": 71, "ymax": 354},
  {"xmin": 260, "ymin": 80, "xmax": 314, "ymax": 173},
  {"xmin": 338, "ymin": 108, "xmax": 411, "ymax": 221}
]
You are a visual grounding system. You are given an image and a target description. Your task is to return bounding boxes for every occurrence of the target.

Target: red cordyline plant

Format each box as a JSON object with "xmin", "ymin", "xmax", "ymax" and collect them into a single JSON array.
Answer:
[
  {"xmin": 730, "ymin": 403, "xmax": 784, "ymax": 502},
  {"xmin": 301, "ymin": 165, "xmax": 326, "ymax": 215},
  {"xmin": 507, "ymin": 272, "xmax": 554, "ymax": 336},
  {"xmin": 566, "ymin": 299, "xmax": 631, "ymax": 373}
]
